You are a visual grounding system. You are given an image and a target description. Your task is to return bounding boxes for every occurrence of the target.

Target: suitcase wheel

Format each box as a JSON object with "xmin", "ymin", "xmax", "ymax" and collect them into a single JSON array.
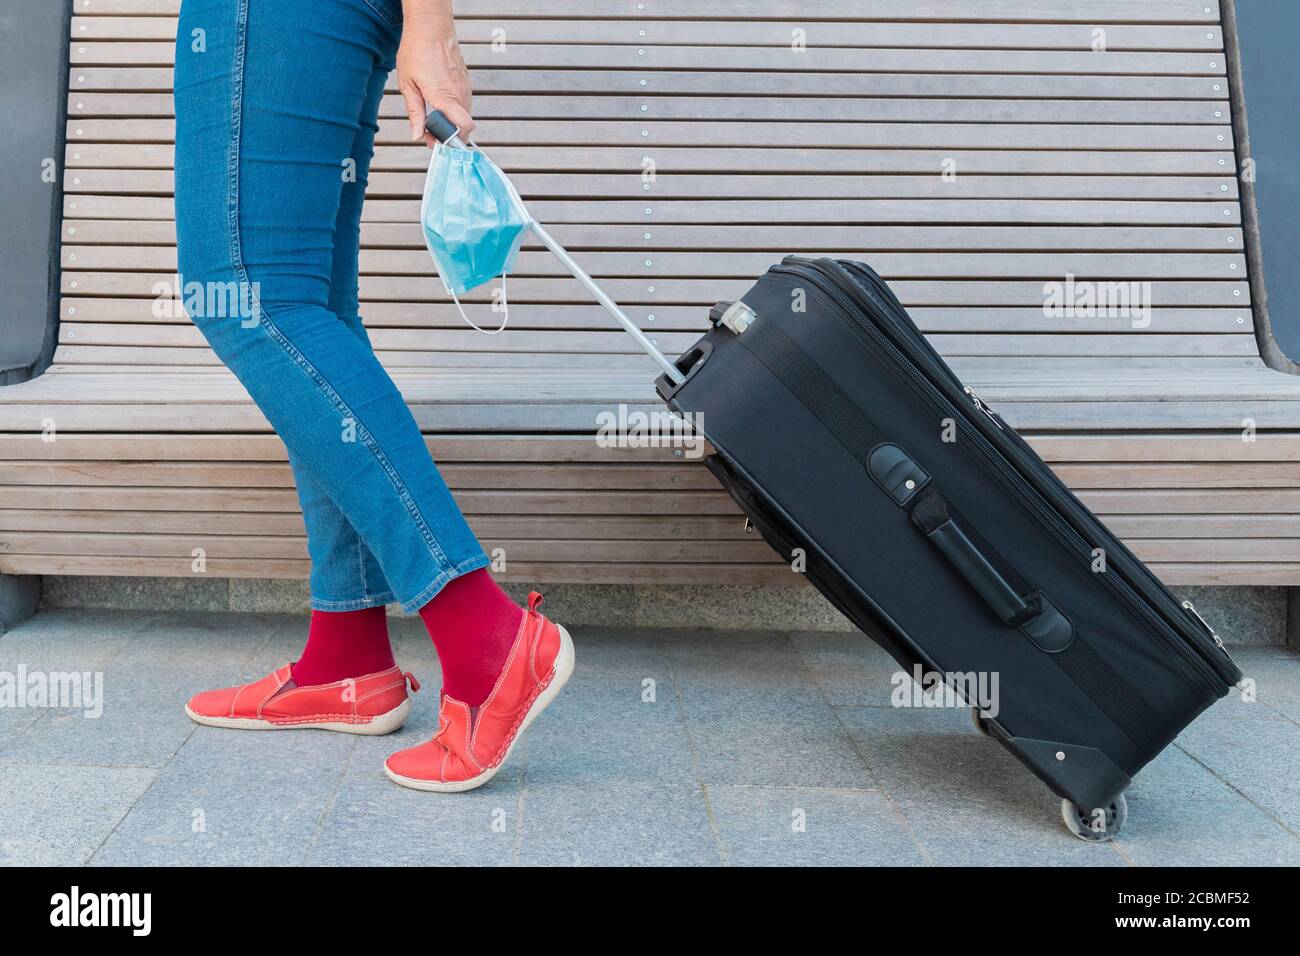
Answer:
[{"xmin": 1060, "ymin": 794, "xmax": 1128, "ymax": 842}]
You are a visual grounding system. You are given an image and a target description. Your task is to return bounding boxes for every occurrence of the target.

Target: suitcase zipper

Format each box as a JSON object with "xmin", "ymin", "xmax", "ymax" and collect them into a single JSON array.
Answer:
[
  {"xmin": 1181, "ymin": 600, "xmax": 1226, "ymax": 651},
  {"xmin": 963, "ymin": 385, "xmax": 1003, "ymax": 430},
  {"xmin": 769, "ymin": 259, "xmax": 1232, "ymax": 692}
]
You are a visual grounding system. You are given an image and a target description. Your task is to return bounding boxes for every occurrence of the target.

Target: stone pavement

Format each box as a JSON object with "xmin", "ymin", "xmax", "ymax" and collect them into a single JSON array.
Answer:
[{"xmin": 1, "ymin": 609, "xmax": 1296, "ymax": 866}]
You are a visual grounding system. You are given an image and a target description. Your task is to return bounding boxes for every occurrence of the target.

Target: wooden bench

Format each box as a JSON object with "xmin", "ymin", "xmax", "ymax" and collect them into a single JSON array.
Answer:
[{"xmin": 3, "ymin": 0, "xmax": 1299, "ymax": 588}]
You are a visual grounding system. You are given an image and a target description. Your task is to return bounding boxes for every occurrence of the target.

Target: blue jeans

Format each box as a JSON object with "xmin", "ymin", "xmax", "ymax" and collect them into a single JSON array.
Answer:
[{"xmin": 174, "ymin": 0, "xmax": 489, "ymax": 611}]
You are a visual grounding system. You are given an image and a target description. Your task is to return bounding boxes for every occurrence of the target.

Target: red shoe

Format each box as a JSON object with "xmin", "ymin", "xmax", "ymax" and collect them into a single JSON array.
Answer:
[
  {"xmin": 384, "ymin": 592, "xmax": 575, "ymax": 792},
  {"xmin": 185, "ymin": 664, "xmax": 419, "ymax": 735}
]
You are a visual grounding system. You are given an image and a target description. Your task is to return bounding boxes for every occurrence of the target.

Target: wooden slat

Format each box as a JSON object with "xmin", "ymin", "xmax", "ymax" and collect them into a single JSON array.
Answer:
[
  {"xmin": 68, "ymin": 92, "xmax": 1234, "ymax": 127},
  {"xmin": 11, "ymin": 472, "xmax": 1300, "ymax": 516},
  {"xmin": 49, "ymin": 358, "xmax": 1262, "ymax": 374},
  {"xmin": 61, "ymin": 247, "xmax": 1250, "ymax": 277},
  {"xmin": 8, "ymin": 397, "xmax": 1300, "ymax": 433},
  {"xmin": 64, "ymin": 115, "xmax": 1237, "ymax": 148},
  {"xmin": 69, "ymin": 43, "xmax": 1230, "ymax": 75},
  {"xmin": 52, "ymin": 326, "xmax": 1264, "ymax": 359},
  {"xmin": 59, "ymin": 220, "xmax": 1249, "ymax": 252},
  {"xmin": 72, "ymin": 69, "xmax": 1233, "ymax": 101},
  {"xmin": 8, "ymin": 367, "xmax": 1300, "ymax": 428},
  {"xmin": 59, "ymin": 275, "xmax": 1251, "ymax": 306},
  {"xmin": 75, "ymin": 1, "xmax": 1223, "ymax": 24},
  {"xmin": 0, "ymin": 531, "xmax": 777, "ymax": 563},
  {"xmin": 62, "ymin": 170, "xmax": 1243, "ymax": 201},
  {"xmin": 41, "ymin": 353, "xmax": 1271, "ymax": 374},
  {"xmin": 62, "ymin": 146, "xmax": 1244, "ymax": 176},
  {"xmin": 17, "ymin": 457, "xmax": 1300, "ymax": 492},
  {"xmin": 1030, "ymin": 433, "xmax": 1300, "ymax": 462},
  {"xmin": 0, "ymin": 509, "xmax": 742, "ymax": 539},
  {"xmin": 0, "ymin": 461, "xmax": 721, "ymax": 492},
  {"xmin": 5, "ymin": 432, "xmax": 1297, "ymax": 465},
  {"xmin": 448, "ymin": 0, "xmax": 1224, "ymax": 23},
  {"xmin": 54, "ymin": 297, "xmax": 1257, "ymax": 333},
  {"xmin": 69, "ymin": 17, "xmax": 1228, "ymax": 50},
  {"xmin": 2, "ymin": 486, "xmax": 1296, "ymax": 525},
  {"xmin": 10, "ymin": 507, "xmax": 1300, "ymax": 542},
  {"xmin": 94, "ymin": 70, "xmax": 1240, "ymax": 103},
  {"xmin": 0, "ymin": 486, "xmax": 737, "ymax": 516},
  {"xmin": 12, "ymin": 367, "xmax": 1300, "ymax": 404},
  {"xmin": 0, "ymin": 553, "xmax": 808, "ymax": 585},
  {"xmin": 61, "ymin": 194, "xmax": 1246, "ymax": 226}
]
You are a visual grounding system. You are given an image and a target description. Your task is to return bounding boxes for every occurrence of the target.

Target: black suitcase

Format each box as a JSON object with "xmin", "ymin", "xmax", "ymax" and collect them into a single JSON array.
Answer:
[
  {"xmin": 655, "ymin": 257, "xmax": 1243, "ymax": 841},
  {"xmin": 421, "ymin": 113, "xmax": 1243, "ymax": 841}
]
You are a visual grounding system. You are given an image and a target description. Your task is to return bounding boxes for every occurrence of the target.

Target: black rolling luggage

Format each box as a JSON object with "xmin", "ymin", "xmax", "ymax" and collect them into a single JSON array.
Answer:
[
  {"xmin": 423, "ymin": 110, "xmax": 1243, "ymax": 841},
  {"xmin": 655, "ymin": 257, "xmax": 1243, "ymax": 840}
]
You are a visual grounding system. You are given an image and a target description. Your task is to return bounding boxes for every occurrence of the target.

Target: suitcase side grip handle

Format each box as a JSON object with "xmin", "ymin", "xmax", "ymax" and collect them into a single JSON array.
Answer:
[
  {"xmin": 926, "ymin": 518, "xmax": 1029, "ymax": 624},
  {"xmin": 875, "ymin": 446, "xmax": 1075, "ymax": 652},
  {"xmin": 923, "ymin": 513, "xmax": 1073, "ymax": 651}
]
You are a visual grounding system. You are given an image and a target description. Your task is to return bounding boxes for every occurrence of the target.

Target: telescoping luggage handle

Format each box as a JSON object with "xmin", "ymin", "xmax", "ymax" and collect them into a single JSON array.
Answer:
[{"xmin": 424, "ymin": 109, "xmax": 684, "ymax": 384}]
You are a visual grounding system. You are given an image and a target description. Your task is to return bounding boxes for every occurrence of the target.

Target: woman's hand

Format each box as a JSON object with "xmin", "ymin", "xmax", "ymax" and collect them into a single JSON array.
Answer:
[{"xmin": 397, "ymin": 1, "xmax": 474, "ymax": 147}]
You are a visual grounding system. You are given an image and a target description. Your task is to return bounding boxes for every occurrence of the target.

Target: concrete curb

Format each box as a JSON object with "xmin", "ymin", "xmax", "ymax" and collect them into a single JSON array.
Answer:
[{"xmin": 35, "ymin": 575, "xmax": 1290, "ymax": 645}]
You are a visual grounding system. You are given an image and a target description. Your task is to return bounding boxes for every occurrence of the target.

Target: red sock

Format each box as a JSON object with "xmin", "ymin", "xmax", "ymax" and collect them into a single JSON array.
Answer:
[
  {"xmin": 417, "ymin": 568, "xmax": 524, "ymax": 707},
  {"xmin": 290, "ymin": 606, "xmax": 395, "ymax": 686}
]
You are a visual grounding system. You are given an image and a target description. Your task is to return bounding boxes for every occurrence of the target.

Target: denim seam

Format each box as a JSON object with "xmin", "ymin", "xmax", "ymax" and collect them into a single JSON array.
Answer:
[
  {"xmin": 355, "ymin": 529, "xmax": 372, "ymax": 601},
  {"xmin": 360, "ymin": 0, "xmax": 402, "ymax": 29},
  {"xmin": 399, "ymin": 552, "xmax": 491, "ymax": 613},
  {"xmin": 225, "ymin": 0, "xmax": 455, "ymax": 604},
  {"xmin": 253, "ymin": 319, "xmax": 455, "ymax": 574},
  {"xmin": 312, "ymin": 592, "xmax": 395, "ymax": 612}
]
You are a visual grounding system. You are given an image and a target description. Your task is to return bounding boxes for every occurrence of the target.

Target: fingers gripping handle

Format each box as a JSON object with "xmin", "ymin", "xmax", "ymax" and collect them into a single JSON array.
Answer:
[{"xmin": 424, "ymin": 108, "xmax": 467, "ymax": 148}]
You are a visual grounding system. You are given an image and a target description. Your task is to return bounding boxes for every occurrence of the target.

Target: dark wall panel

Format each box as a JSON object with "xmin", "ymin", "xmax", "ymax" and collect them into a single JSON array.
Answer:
[
  {"xmin": 0, "ymin": 0, "xmax": 71, "ymax": 383},
  {"xmin": 1234, "ymin": 0, "xmax": 1300, "ymax": 363}
]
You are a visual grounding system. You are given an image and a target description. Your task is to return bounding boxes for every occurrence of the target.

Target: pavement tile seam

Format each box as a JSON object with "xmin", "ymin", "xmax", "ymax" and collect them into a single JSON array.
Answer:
[
  {"xmin": 660, "ymin": 634, "xmax": 730, "ymax": 865},
  {"xmin": 790, "ymin": 637, "xmax": 938, "ymax": 866},
  {"xmin": 1172, "ymin": 742, "xmax": 1300, "ymax": 842},
  {"xmin": 301, "ymin": 737, "xmax": 363, "ymax": 866}
]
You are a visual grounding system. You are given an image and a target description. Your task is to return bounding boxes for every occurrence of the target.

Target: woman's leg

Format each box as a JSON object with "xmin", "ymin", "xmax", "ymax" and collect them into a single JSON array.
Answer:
[
  {"xmin": 288, "ymin": 443, "xmax": 396, "ymax": 686},
  {"xmin": 175, "ymin": 0, "xmax": 488, "ymax": 612},
  {"xmin": 178, "ymin": 0, "xmax": 573, "ymax": 769},
  {"xmin": 285, "ymin": 46, "xmax": 396, "ymax": 686}
]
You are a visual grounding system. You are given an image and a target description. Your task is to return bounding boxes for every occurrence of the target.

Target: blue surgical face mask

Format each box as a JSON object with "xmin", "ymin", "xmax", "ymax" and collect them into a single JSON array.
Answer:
[{"xmin": 420, "ymin": 144, "xmax": 530, "ymax": 333}]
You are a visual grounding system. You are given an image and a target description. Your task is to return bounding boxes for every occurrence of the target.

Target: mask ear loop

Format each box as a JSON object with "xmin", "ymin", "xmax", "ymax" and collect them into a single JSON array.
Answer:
[{"xmin": 448, "ymin": 274, "xmax": 509, "ymax": 335}]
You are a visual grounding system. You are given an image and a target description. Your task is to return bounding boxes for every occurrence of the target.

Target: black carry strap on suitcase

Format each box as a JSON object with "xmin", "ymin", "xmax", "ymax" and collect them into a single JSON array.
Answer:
[{"xmin": 425, "ymin": 112, "xmax": 1242, "ymax": 841}]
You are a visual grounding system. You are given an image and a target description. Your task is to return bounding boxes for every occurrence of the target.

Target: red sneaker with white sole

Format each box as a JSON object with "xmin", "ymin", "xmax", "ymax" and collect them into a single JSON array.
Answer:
[
  {"xmin": 185, "ymin": 664, "xmax": 419, "ymax": 735},
  {"xmin": 384, "ymin": 592, "xmax": 575, "ymax": 792}
]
